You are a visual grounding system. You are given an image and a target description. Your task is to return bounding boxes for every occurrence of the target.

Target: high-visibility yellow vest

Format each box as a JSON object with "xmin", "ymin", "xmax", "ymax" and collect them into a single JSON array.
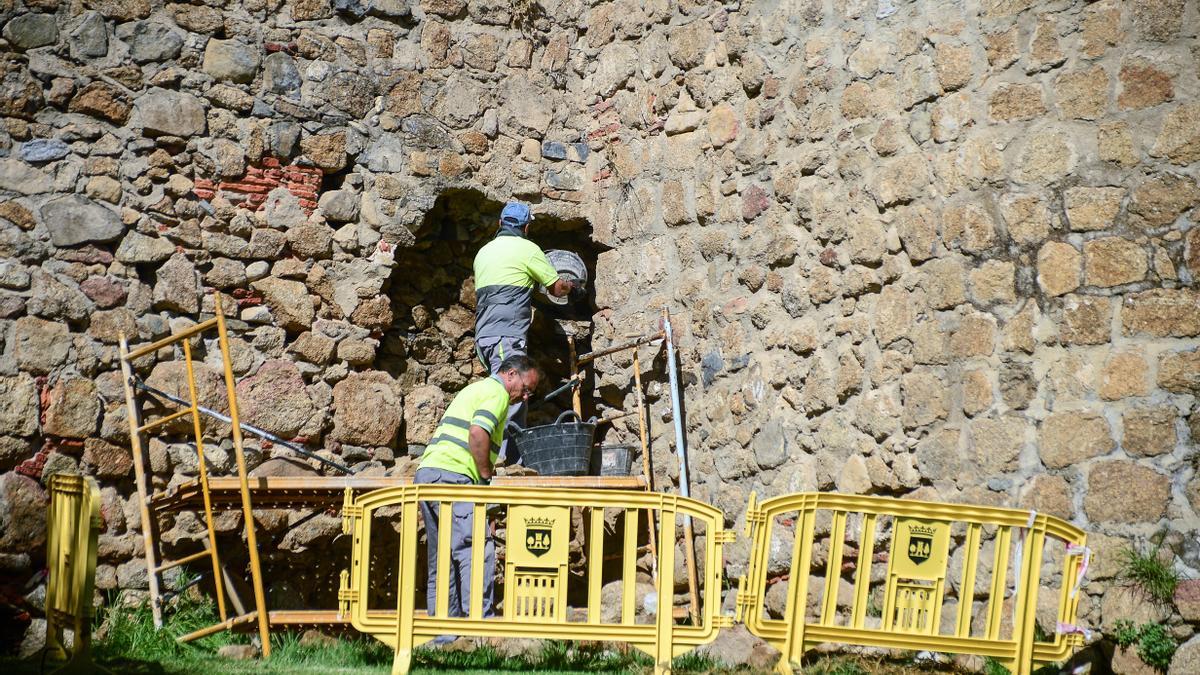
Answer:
[
  {"xmin": 417, "ymin": 375, "xmax": 510, "ymax": 483},
  {"xmin": 473, "ymin": 234, "xmax": 560, "ymax": 340}
]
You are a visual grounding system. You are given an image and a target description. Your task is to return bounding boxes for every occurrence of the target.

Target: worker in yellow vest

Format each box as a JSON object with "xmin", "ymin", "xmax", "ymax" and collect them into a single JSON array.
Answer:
[
  {"xmin": 472, "ymin": 202, "xmax": 575, "ymax": 463},
  {"xmin": 415, "ymin": 355, "xmax": 540, "ymax": 618}
]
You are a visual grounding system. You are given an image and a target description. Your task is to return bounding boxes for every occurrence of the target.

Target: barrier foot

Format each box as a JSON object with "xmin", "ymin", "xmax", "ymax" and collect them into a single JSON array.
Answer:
[{"xmin": 390, "ymin": 648, "xmax": 413, "ymax": 675}]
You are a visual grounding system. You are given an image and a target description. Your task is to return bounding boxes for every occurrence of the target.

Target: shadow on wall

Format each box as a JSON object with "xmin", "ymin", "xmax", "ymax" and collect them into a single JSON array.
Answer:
[{"xmin": 377, "ymin": 188, "xmax": 608, "ymax": 444}]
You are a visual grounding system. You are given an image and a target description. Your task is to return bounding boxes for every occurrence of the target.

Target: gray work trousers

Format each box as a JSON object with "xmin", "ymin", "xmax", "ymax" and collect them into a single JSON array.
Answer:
[
  {"xmin": 414, "ymin": 466, "xmax": 496, "ymax": 618},
  {"xmin": 475, "ymin": 335, "xmax": 527, "ymax": 465}
]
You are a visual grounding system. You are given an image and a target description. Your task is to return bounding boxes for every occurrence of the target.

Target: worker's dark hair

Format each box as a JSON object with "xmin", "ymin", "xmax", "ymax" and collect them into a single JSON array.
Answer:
[{"xmin": 497, "ymin": 354, "xmax": 537, "ymax": 375}]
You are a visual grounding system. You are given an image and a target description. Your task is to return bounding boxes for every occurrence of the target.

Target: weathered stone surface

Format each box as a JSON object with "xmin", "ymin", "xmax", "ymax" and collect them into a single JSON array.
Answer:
[
  {"xmin": 153, "ymin": 253, "xmax": 201, "ymax": 314},
  {"xmin": 332, "ymin": 371, "xmax": 402, "ymax": 447},
  {"xmin": 83, "ymin": 438, "xmax": 132, "ymax": 478},
  {"xmin": 1171, "ymin": 636, "xmax": 1200, "ymax": 675},
  {"xmin": 1019, "ymin": 474, "xmax": 1072, "ymax": 521},
  {"xmin": 1098, "ymin": 350, "xmax": 1149, "ymax": 401},
  {"xmin": 1016, "ymin": 130, "xmax": 1074, "ymax": 184},
  {"xmin": 0, "ymin": 473, "xmax": 48, "ymax": 552},
  {"xmin": 1150, "ymin": 103, "xmax": 1200, "ymax": 165},
  {"xmin": 1059, "ymin": 294, "xmax": 1111, "ymax": 345},
  {"xmin": 134, "ymin": 88, "xmax": 206, "ymax": 137},
  {"xmin": 667, "ymin": 19, "xmax": 714, "ymax": 70},
  {"xmin": 120, "ymin": 20, "xmax": 183, "ymax": 63},
  {"xmin": 116, "ymin": 231, "xmax": 175, "ymax": 263},
  {"xmin": 1128, "ymin": 173, "xmax": 1200, "ymax": 229},
  {"xmin": 695, "ymin": 623, "xmax": 780, "ymax": 670},
  {"xmin": 1084, "ymin": 461, "xmax": 1170, "ymax": 523},
  {"xmin": 1158, "ymin": 350, "xmax": 1200, "ymax": 394},
  {"xmin": 43, "ymin": 378, "xmax": 100, "ymax": 439},
  {"xmin": 251, "ymin": 277, "xmax": 314, "ymax": 331},
  {"xmin": 4, "ymin": 13, "xmax": 58, "ymax": 49},
  {"xmin": 0, "ymin": 159, "xmax": 52, "ymax": 195},
  {"xmin": 403, "ymin": 385, "xmax": 445, "ymax": 445},
  {"xmin": 19, "ymin": 139, "xmax": 70, "ymax": 163},
  {"xmin": 13, "ymin": 316, "xmax": 72, "ymax": 374},
  {"xmin": 1122, "ymin": 407, "xmax": 1176, "ymax": 457},
  {"xmin": 0, "ymin": 374, "xmax": 39, "ymax": 438},
  {"xmin": 1132, "ymin": 0, "xmax": 1185, "ymax": 42},
  {"xmin": 934, "ymin": 42, "xmax": 972, "ymax": 91},
  {"xmin": 1039, "ymin": 412, "xmax": 1113, "ymax": 469},
  {"xmin": 1122, "ymin": 289, "xmax": 1200, "ymax": 337},
  {"xmin": 901, "ymin": 369, "xmax": 949, "ymax": 429},
  {"xmin": 1032, "ymin": 240, "xmax": 1080, "ymax": 295},
  {"xmin": 203, "ymin": 39, "xmax": 261, "ymax": 84},
  {"xmin": 1118, "ymin": 58, "xmax": 1173, "ymax": 110},
  {"xmin": 970, "ymin": 415, "xmax": 1026, "ymax": 474},
  {"xmin": 1054, "ymin": 66, "xmax": 1108, "ymax": 120},
  {"xmin": 1083, "ymin": 237, "xmax": 1147, "ymax": 287},
  {"xmin": 145, "ymin": 361, "xmax": 228, "ymax": 433},
  {"xmin": 318, "ymin": 190, "xmax": 360, "ymax": 222},
  {"xmin": 39, "ymin": 195, "xmax": 124, "ymax": 247},
  {"xmin": 1065, "ymin": 187, "xmax": 1123, "ymax": 232},
  {"xmin": 236, "ymin": 360, "xmax": 315, "ymax": 438}
]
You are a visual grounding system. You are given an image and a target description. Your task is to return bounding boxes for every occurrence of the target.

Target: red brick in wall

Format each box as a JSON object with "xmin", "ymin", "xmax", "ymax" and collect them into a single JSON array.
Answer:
[{"xmin": 192, "ymin": 158, "xmax": 324, "ymax": 215}]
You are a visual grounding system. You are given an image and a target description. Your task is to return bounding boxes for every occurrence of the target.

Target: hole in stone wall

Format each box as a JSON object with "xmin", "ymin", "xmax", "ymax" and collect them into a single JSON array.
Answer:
[{"xmin": 379, "ymin": 188, "xmax": 609, "ymax": 452}]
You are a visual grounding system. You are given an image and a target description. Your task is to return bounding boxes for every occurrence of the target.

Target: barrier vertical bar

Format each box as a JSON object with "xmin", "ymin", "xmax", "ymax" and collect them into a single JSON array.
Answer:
[
  {"xmin": 1010, "ymin": 526, "xmax": 1045, "ymax": 675},
  {"xmin": 654, "ymin": 506, "xmax": 677, "ymax": 675},
  {"xmin": 393, "ymin": 495, "xmax": 419, "ymax": 675},
  {"xmin": 956, "ymin": 523, "xmax": 982, "ymax": 637},
  {"xmin": 850, "ymin": 513, "xmax": 875, "ymax": 629},
  {"xmin": 781, "ymin": 502, "xmax": 816, "ymax": 673},
  {"xmin": 436, "ymin": 502, "xmax": 451, "ymax": 618},
  {"xmin": 622, "ymin": 508, "xmax": 638, "ymax": 624},
  {"xmin": 820, "ymin": 511, "xmax": 847, "ymax": 625},
  {"xmin": 588, "ymin": 507, "xmax": 604, "ymax": 624},
  {"xmin": 469, "ymin": 502, "xmax": 486, "ymax": 620},
  {"xmin": 118, "ymin": 334, "xmax": 165, "ymax": 628},
  {"xmin": 214, "ymin": 296, "xmax": 271, "ymax": 657},
  {"xmin": 182, "ymin": 338, "xmax": 227, "ymax": 622},
  {"xmin": 985, "ymin": 527, "xmax": 1013, "ymax": 641}
]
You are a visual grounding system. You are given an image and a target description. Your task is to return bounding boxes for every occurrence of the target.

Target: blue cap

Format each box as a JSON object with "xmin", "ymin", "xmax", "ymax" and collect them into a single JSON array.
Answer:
[{"xmin": 500, "ymin": 201, "xmax": 532, "ymax": 227}]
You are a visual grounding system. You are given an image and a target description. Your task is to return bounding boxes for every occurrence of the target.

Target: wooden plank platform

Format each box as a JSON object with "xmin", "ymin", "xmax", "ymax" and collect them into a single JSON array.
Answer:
[{"xmin": 150, "ymin": 474, "xmax": 647, "ymax": 512}]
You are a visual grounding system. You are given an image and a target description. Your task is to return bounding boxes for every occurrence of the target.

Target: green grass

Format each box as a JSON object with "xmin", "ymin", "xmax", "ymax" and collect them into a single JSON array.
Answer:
[
  {"xmin": 1119, "ymin": 539, "xmax": 1181, "ymax": 605},
  {"xmin": 1, "ymin": 585, "xmax": 992, "ymax": 674}
]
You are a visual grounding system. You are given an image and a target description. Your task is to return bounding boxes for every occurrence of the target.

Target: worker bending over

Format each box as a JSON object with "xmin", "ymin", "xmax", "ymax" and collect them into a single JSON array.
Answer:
[
  {"xmin": 472, "ymin": 201, "xmax": 575, "ymax": 463},
  {"xmin": 414, "ymin": 355, "xmax": 541, "ymax": 618}
]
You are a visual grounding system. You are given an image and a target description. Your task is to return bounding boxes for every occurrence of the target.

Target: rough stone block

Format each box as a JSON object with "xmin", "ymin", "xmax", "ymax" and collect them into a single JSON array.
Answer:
[
  {"xmin": 1098, "ymin": 350, "xmax": 1149, "ymax": 401},
  {"xmin": 1064, "ymin": 186, "xmax": 1123, "ymax": 232},
  {"xmin": 1036, "ymin": 240, "xmax": 1084, "ymax": 295},
  {"xmin": 1121, "ymin": 289, "xmax": 1200, "ymax": 337},
  {"xmin": 1158, "ymin": 349, "xmax": 1200, "ymax": 394},
  {"xmin": 1083, "ymin": 237, "xmax": 1147, "ymax": 287},
  {"xmin": 1039, "ymin": 411, "xmax": 1114, "ymax": 469},
  {"xmin": 1122, "ymin": 407, "xmax": 1177, "ymax": 457},
  {"xmin": 1084, "ymin": 461, "xmax": 1170, "ymax": 523}
]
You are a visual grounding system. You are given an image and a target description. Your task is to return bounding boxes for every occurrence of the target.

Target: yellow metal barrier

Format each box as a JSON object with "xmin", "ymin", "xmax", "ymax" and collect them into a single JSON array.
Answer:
[
  {"xmin": 43, "ymin": 474, "xmax": 101, "ymax": 674},
  {"xmin": 338, "ymin": 485, "xmax": 734, "ymax": 674},
  {"xmin": 737, "ymin": 492, "xmax": 1088, "ymax": 674}
]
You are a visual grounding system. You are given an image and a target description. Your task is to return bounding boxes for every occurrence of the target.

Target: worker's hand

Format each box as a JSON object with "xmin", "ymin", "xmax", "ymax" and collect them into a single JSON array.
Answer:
[{"xmin": 549, "ymin": 277, "xmax": 574, "ymax": 298}]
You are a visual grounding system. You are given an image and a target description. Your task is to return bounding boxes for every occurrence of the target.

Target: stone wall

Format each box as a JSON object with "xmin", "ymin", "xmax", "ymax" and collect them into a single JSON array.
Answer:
[{"xmin": 1, "ymin": 0, "xmax": 1199, "ymax": 663}]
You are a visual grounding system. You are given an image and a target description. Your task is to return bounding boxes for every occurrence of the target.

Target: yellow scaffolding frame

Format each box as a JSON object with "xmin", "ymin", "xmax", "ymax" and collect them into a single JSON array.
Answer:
[
  {"xmin": 736, "ymin": 492, "xmax": 1089, "ymax": 674},
  {"xmin": 42, "ymin": 474, "xmax": 102, "ymax": 674},
  {"xmin": 338, "ymin": 484, "xmax": 734, "ymax": 675},
  {"xmin": 118, "ymin": 295, "xmax": 272, "ymax": 656}
]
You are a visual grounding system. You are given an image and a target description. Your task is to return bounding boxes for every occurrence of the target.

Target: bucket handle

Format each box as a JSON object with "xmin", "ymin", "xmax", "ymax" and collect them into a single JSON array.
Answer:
[{"xmin": 554, "ymin": 410, "xmax": 583, "ymax": 425}]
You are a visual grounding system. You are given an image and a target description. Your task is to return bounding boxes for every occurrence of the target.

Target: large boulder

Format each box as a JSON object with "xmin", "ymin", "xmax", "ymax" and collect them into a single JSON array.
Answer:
[
  {"xmin": 403, "ymin": 385, "xmax": 445, "ymax": 445},
  {"xmin": 0, "ymin": 374, "xmax": 39, "ymax": 437},
  {"xmin": 134, "ymin": 88, "xmax": 207, "ymax": 137},
  {"xmin": 144, "ymin": 361, "xmax": 229, "ymax": 434},
  {"xmin": 0, "ymin": 473, "xmax": 48, "ymax": 553},
  {"xmin": 332, "ymin": 371, "xmax": 402, "ymax": 447},
  {"xmin": 39, "ymin": 195, "xmax": 124, "ymax": 247},
  {"xmin": 235, "ymin": 360, "xmax": 317, "ymax": 438},
  {"xmin": 43, "ymin": 378, "xmax": 100, "ymax": 439},
  {"xmin": 251, "ymin": 277, "xmax": 314, "ymax": 332}
]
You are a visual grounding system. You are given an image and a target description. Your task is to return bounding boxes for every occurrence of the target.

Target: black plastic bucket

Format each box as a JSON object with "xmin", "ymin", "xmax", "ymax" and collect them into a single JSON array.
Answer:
[
  {"xmin": 509, "ymin": 411, "xmax": 597, "ymax": 476},
  {"xmin": 592, "ymin": 445, "xmax": 635, "ymax": 476}
]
